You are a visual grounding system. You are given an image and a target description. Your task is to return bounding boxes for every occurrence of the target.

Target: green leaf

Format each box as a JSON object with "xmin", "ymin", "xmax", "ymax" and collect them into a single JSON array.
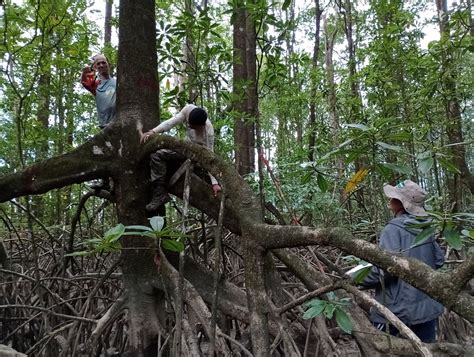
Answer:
[
  {"xmin": 437, "ymin": 158, "xmax": 461, "ymax": 174},
  {"xmin": 282, "ymin": 0, "xmax": 292, "ymax": 11},
  {"xmin": 455, "ymin": 213, "xmax": 474, "ymax": 219},
  {"xmin": 380, "ymin": 163, "xmax": 413, "ymax": 175},
  {"xmin": 375, "ymin": 163, "xmax": 392, "ymax": 177},
  {"xmin": 304, "ymin": 298, "xmax": 326, "ymax": 308},
  {"xmin": 443, "ymin": 228, "xmax": 463, "ymax": 250},
  {"xmin": 83, "ymin": 238, "xmax": 103, "ymax": 245},
  {"xmin": 339, "ymin": 297, "xmax": 352, "ymax": 305},
  {"xmin": 108, "ymin": 241, "xmax": 122, "ymax": 251},
  {"xmin": 338, "ymin": 139, "xmax": 354, "ymax": 148},
  {"xmin": 413, "ymin": 226, "xmax": 436, "ymax": 246},
  {"xmin": 418, "ymin": 157, "xmax": 434, "ymax": 174},
  {"xmin": 149, "ymin": 216, "xmax": 165, "ymax": 232},
  {"xmin": 122, "ymin": 231, "xmax": 158, "ymax": 239},
  {"xmin": 376, "ymin": 141, "xmax": 402, "ymax": 152},
  {"xmin": 126, "ymin": 225, "xmax": 154, "ymax": 232},
  {"xmin": 353, "ymin": 266, "xmax": 372, "ymax": 284},
  {"xmin": 317, "ymin": 174, "xmax": 328, "ymax": 192},
  {"xmin": 301, "ymin": 171, "xmax": 312, "ymax": 184},
  {"xmin": 104, "ymin": 224, "xmax": 125, "ymax": 242},
  {"xmin": 387, "ymin": 132, "xmax": 412, "ymax": 141},
  {"xmin": 303, "ymin": 303, "xmax": 326, "ymax": 320},
  {"xmin": 323, "ymin": 304, "xmax": 336, "ymax": 319},
  {"xmin": 346, "ymin": 123, "xmax": 369, "ymax": 131},
  {"xmin": 461, "ymin": 229, "xmax": 474, "ymax": 238},
  {"xmin": 162, "ymin": 239, "xmax": 184, "ymax": 252},
  {"xmin": 335, "ymin": 308, "xmax": 353, "ymax": 334},
  {"xmin": 416, "ymin": 150, "xmax": 432, "ymax": 160}
]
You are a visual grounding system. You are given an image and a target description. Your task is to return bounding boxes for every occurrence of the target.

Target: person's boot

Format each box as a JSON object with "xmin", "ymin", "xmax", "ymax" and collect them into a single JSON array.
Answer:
[
  {"xmin": 88, "ymin": 179, "xmax": 110, "ymax": 191},
  {"xmin": 146, "ymin": 184, "xmax": 171, "ymax": 212}
]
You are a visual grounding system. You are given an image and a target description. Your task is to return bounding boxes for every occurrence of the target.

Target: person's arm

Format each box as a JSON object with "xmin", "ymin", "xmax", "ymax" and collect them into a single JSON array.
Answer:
[
  {"xmin": 81, "ymin": 66, "xmax": 97, "ymax": 96},
  {"xmin": 141, "ymin": 105, "xmax": 190, "ymax": 142},
  {"xmin": 360, "ymin": 224, "xmax": 400, "ymax": 287},
  {"xmin": 151, "ymin": 109, "xmax": 186, "ymax": 134}
]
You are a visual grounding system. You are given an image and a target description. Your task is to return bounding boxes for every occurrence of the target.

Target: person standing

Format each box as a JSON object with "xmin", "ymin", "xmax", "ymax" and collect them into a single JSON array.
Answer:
[
  {"xmin": 81, "ymin": 54, "xmax": 116, "ymax": 129},
  {"xmin": 361, "ymin": 180, "xmax": 445, "ymax": 342},
  {"xmin": 141, "ymin": 104, "xmax": 221, "ymax": 212}
]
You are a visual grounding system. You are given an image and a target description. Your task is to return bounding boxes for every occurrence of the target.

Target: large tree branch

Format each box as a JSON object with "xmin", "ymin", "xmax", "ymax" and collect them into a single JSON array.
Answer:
[
  {"xmin": 141, "ymin": 135, "xmax": 262, "ymax": 223},
  {"xmin": 255, "ymin": 224, "xmax": 474, "ymax": 322},
  {"xmin": 140, "ymin": 135, "xmax": 474, "ymax": 324},
  {"xmin": 0, "ymin": 132, "xmax": 118, "ymax": 203}
]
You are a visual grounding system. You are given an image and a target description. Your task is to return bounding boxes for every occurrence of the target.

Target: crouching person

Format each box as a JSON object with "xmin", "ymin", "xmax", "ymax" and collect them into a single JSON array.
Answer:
[{"xmin": 141, "ymin": 104, "xmax": 221, "ymax": 211}]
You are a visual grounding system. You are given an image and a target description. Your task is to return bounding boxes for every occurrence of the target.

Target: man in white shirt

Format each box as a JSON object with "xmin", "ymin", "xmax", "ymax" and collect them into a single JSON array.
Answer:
[{"xmin": 141, "ymin": 105, "xmax": 221, "ymax": 211}]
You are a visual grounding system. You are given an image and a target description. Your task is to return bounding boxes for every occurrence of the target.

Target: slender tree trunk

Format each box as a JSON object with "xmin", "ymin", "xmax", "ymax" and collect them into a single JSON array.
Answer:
[
  {"xmin": 233, "ymin": 0, "xmax": 255, "ymax": 176},
  {"xmin": 32, "ymin": 71, "xmax": 51, "ymax": 220},
  {"xmin": 246, "ymin": 0, "xmax": 257, "ymax": 172},
  {"xmin": 436, "ymin": 0, "xmax": 474, "ymax": 210},
  {"xmin": 340, "ymin": 0, "xmax": 362, "ymax": 124},
  {"xmin": 324, "ymin": 18, "xmax": 344, "ymax": 187},
  {"xmin": 308, "ymin": 0, "xmax": 322, "ymax": 162},
  {"xmin": 325, "ymin": 22, "xmax": 337, "ymax": 138},
  {"xmin": 338, "ymin": 0, "xmax": 369, "ymax": 210},
  {"xmin": 104, "ymin": 0, "xmax": 113, "ymax": 47},
  {"xmin": 184, "ymin": 0, "xmax": 197, "ymax": 102},
  {"xmin": 469, "ymin": 0, "xmax": 474, "ymax": 37}
]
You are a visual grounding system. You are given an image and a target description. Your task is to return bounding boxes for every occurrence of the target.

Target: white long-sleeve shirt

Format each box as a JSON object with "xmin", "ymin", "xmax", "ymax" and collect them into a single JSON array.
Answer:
[{"xmin": 151, "ymin": 104, "xmax": 218, "ymax": 185}]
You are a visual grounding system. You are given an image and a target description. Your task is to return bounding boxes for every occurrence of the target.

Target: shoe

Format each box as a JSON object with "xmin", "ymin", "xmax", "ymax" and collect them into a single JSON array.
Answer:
[
  {"xmin": 146, "ymin": 185, "xmax": 171, "ymax": 211},
  {"xmin": 146, "ymin": 194, "xmax": 171, "ymax": 212},
  {"xmin": 88, "ymin": 179, "xmax": 110, "ymax": 191}
]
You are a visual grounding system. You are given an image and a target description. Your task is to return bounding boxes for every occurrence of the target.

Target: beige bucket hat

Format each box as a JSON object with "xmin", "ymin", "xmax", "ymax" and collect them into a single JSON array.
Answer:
[{"xmin": 383, "ymin": 180, "xmax": 428, "ymax": 216}]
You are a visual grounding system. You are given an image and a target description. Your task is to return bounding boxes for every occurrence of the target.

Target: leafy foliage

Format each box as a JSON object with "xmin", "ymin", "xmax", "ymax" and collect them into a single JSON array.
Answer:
[
  {"xmin": 303, "ymin": 292, "xmax": 353, "ymax": 334},
  {"xmin": 67, "ymin": 216, "xmax": 187, "ymax": 256}
]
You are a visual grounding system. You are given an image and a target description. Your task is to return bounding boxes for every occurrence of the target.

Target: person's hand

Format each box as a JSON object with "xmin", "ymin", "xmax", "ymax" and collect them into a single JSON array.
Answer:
[
  {"xmin": 81, "ymin": 65, "xmax": 95, "ymax": 82},
  {"xmin": 212, "ymin": 184, "xmax": 222, "ymax": 197},
  {"xmin": 82, "ymin": 65, "xmax": 94, "ymax": 75},
  {"xmin": 141, "ymin": 130, "xmax": 155, "ymax": 144}
]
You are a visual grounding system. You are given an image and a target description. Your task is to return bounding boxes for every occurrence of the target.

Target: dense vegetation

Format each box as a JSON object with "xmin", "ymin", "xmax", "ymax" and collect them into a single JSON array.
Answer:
[{"xmin": 0, "ymin": 0, "xmax": 472, "ymax": 356}]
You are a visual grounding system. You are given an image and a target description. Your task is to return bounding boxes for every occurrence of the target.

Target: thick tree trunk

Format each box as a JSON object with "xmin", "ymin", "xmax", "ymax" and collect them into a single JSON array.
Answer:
[{"xmin": 115, "ymin": 0, "xmax": 161, "ymax": 354}]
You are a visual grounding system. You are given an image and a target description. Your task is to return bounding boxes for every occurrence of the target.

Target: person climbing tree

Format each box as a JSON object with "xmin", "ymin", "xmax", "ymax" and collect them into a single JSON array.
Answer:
[
  {"xmin": 81, "ymin": 54, "xmax": 116, "ymax": 129},
  {"xmin": 141, "ymin": 104, "xmax": 221, "ymax": 211}
]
